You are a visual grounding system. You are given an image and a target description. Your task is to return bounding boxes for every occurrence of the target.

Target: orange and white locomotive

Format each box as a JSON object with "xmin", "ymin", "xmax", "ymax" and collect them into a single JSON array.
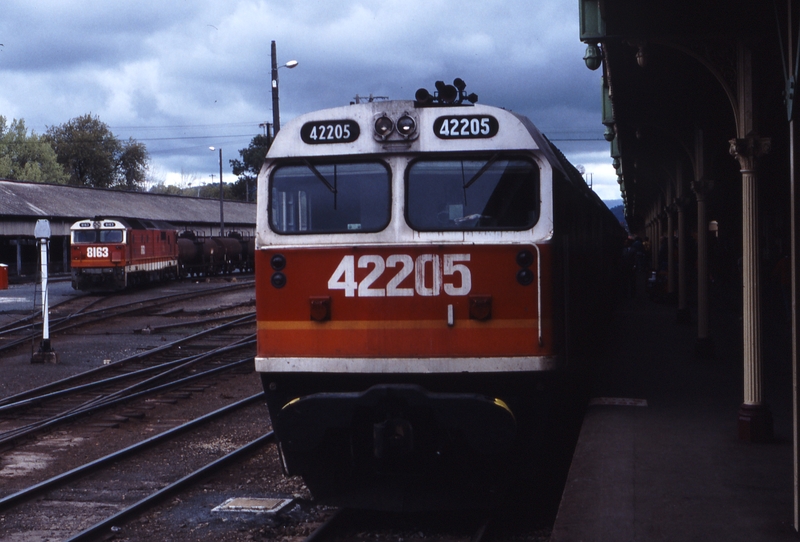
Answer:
[
  {"xmin": 70, "ymin": 218, "xmax": 179, "ymax": 291},
  {"xmin": 255, "ymin": 81, "xmax": 622, "ymax": 509}
]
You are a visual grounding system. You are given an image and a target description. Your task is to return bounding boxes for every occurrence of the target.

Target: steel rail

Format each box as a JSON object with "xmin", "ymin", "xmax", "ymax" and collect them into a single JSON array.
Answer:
[
  {"xmin": 470, "ymin": 516, "xmax": 494, "ymax": 542},
  {"xmin": 0, "ymin": 345, "xmax": 237, "ymax": 415},
  {"xmin": 0, "ymin": 392, "xmax": 266, "ymax": 512},
  {"xmin": 133, "ymin": 304, "xmax": 256, "ymax": 333},
  {"xmin": 0, "ymin": 282, "xmax": 230, "ymax": 336},
  {"xmin": 0, "ymin": 350, "xmax": 255, "ymax": 447},
  {"xmin": 0, "ymin": 280, "xmax": 254, "ymax": 354},
  {"xmin": 0, "ymin": 288, "xmax": 94, "ymax": 334},
  {"xmin": 0, "ymin": 312, "xmax": 255, "ymax": 407},
  {"xmin": 303, "ymin": 508, "xmax": 349, "ymax": 542},
  {"xmin": 64, "ymin": 430, "xmax": 276, "ymax": 542}
]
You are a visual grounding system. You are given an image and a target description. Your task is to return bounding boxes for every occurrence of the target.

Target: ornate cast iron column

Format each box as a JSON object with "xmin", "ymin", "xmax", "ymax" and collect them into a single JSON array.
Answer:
[
  {"xmin": 667, "ymin": 202, "xmax": 676, "ymax": 300},
  {"xmin": 676, "ymin": 168, "xmax": 690, "ymax": 324},
  {"xmin": 692, "ymin": 178, "xmax": 714, "ymax": 358},
  {"xmin": 730, "ymin": 133, "xmax": 773, "ymax": 442}
]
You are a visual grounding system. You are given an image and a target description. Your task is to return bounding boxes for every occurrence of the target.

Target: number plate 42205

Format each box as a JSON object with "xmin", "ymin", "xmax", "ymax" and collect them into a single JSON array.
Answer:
[
  {"xmin": 434, "ymin": 115, "xmax": 498, "ymax": 139},
  {"xmin": 301, "ymin": 120, "xmax": 360, "ymax": 144}
]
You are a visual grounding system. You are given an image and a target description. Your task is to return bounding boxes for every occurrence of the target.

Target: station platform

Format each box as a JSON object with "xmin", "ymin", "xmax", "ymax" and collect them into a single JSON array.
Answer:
[{"xmin": 551, "ymin": 277, "xmax": 798, "ymax": 541}]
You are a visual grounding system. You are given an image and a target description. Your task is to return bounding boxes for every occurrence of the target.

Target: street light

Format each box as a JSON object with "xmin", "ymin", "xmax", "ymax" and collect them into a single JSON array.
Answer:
[
  {"xmin": 209, "ymin": 146, "xmax": 224, "ymax": 236},
  {"xmin": 271, "ymin": 40, "xmax": 298, "ymax": 135}
]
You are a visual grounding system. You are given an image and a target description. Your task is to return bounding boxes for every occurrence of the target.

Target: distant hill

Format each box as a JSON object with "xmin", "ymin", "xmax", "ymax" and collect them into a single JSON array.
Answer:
[{"xmin": 603, "ymin": 199, "xmax": 627, "ymax": 231}]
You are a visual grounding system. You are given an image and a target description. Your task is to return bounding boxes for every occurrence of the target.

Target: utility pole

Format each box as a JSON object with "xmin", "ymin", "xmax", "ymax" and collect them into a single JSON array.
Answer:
[{"xmin": 271, "ymin": 41, "xmax": 281, "ymax": 134}]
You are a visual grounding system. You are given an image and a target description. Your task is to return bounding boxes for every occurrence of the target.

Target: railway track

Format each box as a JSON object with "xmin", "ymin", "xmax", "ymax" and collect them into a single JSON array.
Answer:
[
  {"xmin": 0, "ymin": 279, "xmax": 558, "ymax": 540},
  {"xmin": 300, "ymin": 508, "xmax": 498, "ymax": 542},
  {"xmin": 0, "ymin": 279, "xmax": 255, "ymax": 356},
  {"xmin": 0, "ymin": 314, "xmax": 256, "ymax": 449},
  {"xmin": 0, "ymin": 395, "xmax": 275, "ymax": 541}
]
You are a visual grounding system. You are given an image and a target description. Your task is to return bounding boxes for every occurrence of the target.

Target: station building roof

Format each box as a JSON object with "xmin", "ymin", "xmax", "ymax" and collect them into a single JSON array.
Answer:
[{"xmin": 0, "ymin": 179, "xmax": 255, "ymax": 237}]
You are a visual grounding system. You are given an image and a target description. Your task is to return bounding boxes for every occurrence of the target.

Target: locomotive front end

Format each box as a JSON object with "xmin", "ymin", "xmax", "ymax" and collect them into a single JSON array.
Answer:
[
  {"xmin": 70, "ymin": 218, "xmax": 180, "ymax": 291},
  {"xmin": 70, "ymin": 219, "xmax": 129, "ymax": 291},
  {"xmin": 256, "ymin": 90, "xmax": 563, "ymax": 509}
]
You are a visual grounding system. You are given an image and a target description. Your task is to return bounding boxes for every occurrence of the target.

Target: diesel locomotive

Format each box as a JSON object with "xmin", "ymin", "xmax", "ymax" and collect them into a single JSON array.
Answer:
[
  {"xmin": 255, "ymin": 81, "xmax": 623, "ymax": 510},
  {"xmin": 70, "ymin": 218, "xmax": 253, "ymax": 291}
]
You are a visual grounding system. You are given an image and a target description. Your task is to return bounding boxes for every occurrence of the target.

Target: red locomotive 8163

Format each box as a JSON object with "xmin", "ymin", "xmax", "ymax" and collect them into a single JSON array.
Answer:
[{"xmin": 70, "ymin": 217, "xmax": 179, "ymax": 291}]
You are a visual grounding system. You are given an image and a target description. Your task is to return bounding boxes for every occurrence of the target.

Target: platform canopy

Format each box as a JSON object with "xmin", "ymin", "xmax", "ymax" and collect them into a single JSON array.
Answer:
[{"xmin": 578, "ymin": 0, "xmax": 800, "ymax": 530}]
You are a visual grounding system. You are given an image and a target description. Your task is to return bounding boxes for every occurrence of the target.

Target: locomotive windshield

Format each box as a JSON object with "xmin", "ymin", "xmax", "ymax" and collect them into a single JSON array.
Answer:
[
  {"xmin": 406, "ymin": 156, "xmax": 540, "ymax": 231},
  {"xmin": 270, "ymin": 161, "xmax": 391, "ymax": 234},
  {"xmin": 72, "ymin": 230, "xmax": 124, "ymax": 243}
]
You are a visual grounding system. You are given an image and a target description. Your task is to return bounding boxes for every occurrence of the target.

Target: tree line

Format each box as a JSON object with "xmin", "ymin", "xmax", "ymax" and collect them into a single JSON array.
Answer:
[{"xmin": 0, "ymin": 113, "xmax": 268, "ymax": 202}]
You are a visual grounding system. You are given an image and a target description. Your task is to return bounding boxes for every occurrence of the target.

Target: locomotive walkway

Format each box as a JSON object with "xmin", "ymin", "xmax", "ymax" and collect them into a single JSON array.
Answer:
[{"xmin": 551, "ymin": 276, "xmax": 797, "ymax": 541}]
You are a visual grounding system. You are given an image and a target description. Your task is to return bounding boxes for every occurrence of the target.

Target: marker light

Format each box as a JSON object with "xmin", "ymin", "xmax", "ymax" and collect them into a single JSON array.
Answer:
[
  {"xmin": 396, "ymin": 114, "xmax": 416, "ymax": 137},
  {"xmin": 374, "ymin": 115, "xmax": 394, "ymax": 138},
  {"xmin": 517, "ymin": 269, "xmax": 534, "ymax": 286},
  {"xmin": 271, "ymin": 253, "xmax": 286, "ymax": 271},
  {"xmin": 271, "ymin": 272, "xmax": 286, "ymax": 289},
  {"xmin": 516, "ymin": 250, "xmax": 534, "ymax": 268}
]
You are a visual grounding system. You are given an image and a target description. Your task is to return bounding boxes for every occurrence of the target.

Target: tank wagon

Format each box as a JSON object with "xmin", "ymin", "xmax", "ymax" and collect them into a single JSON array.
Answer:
[
  {"xmin": 177, "ymin": 230, "xmax": 254, "ymax": 277},
  {"xmin": 255, "ymin": 80, "xmax": 624, "ymax": 510}
]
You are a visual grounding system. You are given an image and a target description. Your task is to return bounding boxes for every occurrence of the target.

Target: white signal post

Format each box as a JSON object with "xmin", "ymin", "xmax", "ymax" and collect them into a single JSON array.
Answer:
[{"xmin": 31, "ymin": 219, "xmax": 58, "ymax": 364}]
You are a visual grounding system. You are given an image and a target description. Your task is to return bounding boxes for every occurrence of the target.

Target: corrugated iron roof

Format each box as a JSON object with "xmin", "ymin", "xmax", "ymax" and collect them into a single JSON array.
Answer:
[{"xmin": 0, "ymin": 179, "xmax": 255, "ymax": 226}]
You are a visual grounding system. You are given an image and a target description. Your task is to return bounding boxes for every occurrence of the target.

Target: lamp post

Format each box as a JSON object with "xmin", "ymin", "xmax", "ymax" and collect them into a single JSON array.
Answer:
[
  {"xmin": 271, "ymin": 40, "xmax": 298, "ymax": 135},
  {"xmin": 209, "ymin": 147, "xmax": 224, "ymax": 236}
]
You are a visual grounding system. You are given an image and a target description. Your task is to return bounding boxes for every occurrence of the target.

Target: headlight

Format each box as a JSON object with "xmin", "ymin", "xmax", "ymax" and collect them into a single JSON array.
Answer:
[
  {"xmin": 374, "ymin": 116, "xmax": 394, "ymax": 138},
  {"xmin": 396, "ymin": 114, "xmax": 416, "ymax": 137}
]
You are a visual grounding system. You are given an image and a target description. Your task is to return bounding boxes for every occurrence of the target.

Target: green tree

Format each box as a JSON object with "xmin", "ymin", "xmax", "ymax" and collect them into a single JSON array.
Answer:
[
  {"xmin": 231, "ymin": 133, "xmax": 271, "ymax": 201},
  {"xmin": 45, "ymin": 114, "xmax": 150, "ymax": 190},
  {"xmin": 118, "ymin": 139, "xmax": 149, "ymax": 189},
  {"xmin": 0, "ymin": 116, "xmax": 69, "ymax": 183},
  {"xmin": 148, "ymin": 182, "xmax": 182, "ymax": 196}
]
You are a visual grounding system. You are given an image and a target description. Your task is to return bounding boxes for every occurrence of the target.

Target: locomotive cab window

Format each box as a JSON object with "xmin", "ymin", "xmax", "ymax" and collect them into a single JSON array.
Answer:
[
  {"xmin": 406, "ymin": 156, "xmax": 540, "ymax": 231},
  {"xmin": 72, "ymin": 230, "xmax": 124, "ymax": 243},
  {"xmin": 270, "ymin": 161, "xmax": 391, "ymax": 234},
  {"xmin": 101, "ymin": 230, "xmax": 123, "ymax": 243},
  {"xmin": 72, "ymin": 231, "xmax": 97, "ymax": 243}
]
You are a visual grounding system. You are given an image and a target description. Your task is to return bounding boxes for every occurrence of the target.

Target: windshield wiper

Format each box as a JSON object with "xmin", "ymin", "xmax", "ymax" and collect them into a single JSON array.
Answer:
[
  {"xmin": 303, "ymin": 160, "xmax": 339, "ymax": 210},
  {"xmin": 303, "ymin": 160, "xmax": 337, "ymax": 194},
  {"xmin": 463, "ymin": 152, "xmax": 501, "ymax": 189}
]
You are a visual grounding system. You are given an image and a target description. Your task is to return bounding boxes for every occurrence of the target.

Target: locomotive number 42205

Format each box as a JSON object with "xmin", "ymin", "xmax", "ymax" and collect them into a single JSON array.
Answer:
[
  {"xmin": 433, "ymin": 116, "xmax": 498, "ymax": 139},
  {"xmin": 328, "ymin": 254, "xmax": 472, "ymax": 297}
]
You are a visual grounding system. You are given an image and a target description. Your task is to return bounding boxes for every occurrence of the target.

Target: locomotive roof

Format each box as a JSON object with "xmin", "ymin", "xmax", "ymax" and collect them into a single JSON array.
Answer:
[
  {"xmin": 70, "ymin": 217, "xmax": 178, "ymax": 231},
  {"xmin": 267, "ymin": 100, "xmax": 553, "ymax": 159},
  {"xmin": 266, "ymin": 99, "xmax": 592, "ymax": 203}
]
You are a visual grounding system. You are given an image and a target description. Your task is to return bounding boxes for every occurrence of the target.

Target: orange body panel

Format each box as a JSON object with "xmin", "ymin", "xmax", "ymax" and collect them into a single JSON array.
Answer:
[
  {"xmin": 71, "ymin": 243, "xmax": 125, "ymax": 268},
  {"xmin": 256, "ymin": 244, "xmax": 554, "ymax": 359}
]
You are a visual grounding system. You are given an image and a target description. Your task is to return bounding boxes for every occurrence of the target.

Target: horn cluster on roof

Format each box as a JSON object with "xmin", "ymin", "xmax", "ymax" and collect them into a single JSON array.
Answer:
[{"xmin": 415, "ymin": 78, "xmax": 478, "ymax": 106}]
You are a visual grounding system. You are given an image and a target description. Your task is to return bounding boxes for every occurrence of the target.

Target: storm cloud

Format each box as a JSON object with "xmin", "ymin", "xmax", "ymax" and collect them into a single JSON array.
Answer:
[{"xmin": 0, "ymin": 0, "xmax": 619, "ymax": 199}]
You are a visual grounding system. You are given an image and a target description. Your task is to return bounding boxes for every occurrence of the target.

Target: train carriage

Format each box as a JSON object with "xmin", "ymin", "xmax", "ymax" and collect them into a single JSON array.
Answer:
[{"xmin": 255, "ymin": 82, "xmax": 622, "ymax": 510}]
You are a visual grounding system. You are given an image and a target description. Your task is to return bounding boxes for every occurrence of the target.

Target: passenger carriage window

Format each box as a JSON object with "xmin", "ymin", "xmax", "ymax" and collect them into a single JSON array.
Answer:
[
  {"xmin": 406, "ymin": 156, "xmax": 540, "ymax": 231},
  {"xmin": 270, "ymin": 161, "xmax": 391, "ymax": 234}
]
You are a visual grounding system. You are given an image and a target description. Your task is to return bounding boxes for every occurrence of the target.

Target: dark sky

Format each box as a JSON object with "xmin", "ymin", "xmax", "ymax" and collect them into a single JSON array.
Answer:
[{"xmin": 0, "ymin": 0, "xmax": 619, "ymax": 199}]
